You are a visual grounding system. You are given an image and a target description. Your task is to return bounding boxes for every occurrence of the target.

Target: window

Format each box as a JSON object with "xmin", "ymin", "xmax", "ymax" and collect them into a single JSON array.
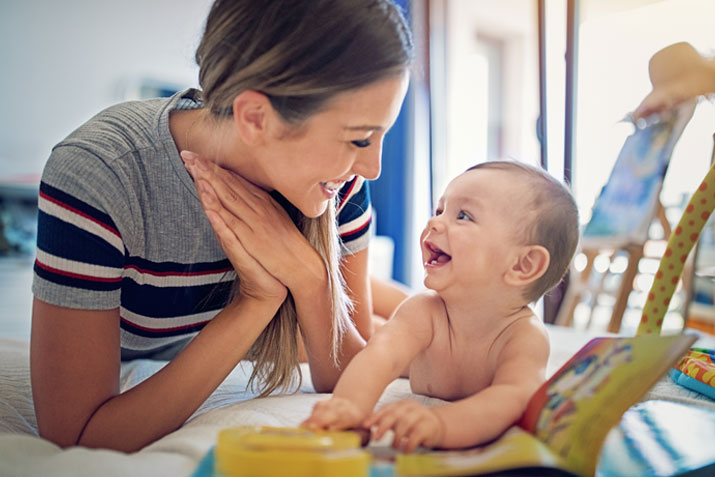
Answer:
[{"xmin": 429, "ymin": 0, "xmax": 541, "ymax": 206}]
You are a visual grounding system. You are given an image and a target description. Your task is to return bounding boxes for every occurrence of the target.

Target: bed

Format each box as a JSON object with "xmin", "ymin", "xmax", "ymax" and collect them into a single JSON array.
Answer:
[{"xmin": 1, "ymin": 325, "xmax": 713, "ymax": 477}]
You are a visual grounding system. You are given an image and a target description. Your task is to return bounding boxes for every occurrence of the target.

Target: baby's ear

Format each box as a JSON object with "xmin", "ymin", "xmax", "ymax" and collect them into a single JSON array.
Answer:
[{"xmin": 504, "ymin": 245, "xmax": 550, "ymax": 287}]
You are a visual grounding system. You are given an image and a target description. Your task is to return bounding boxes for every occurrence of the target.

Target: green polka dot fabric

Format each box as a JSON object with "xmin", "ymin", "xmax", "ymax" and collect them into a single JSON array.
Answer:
[{"xmin": 637, "ymin": 162, "xmax": 715, "ymax": 335}]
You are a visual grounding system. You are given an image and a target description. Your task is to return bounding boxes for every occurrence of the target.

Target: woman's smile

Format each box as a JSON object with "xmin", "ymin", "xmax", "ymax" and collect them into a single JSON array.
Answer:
[{"xmin": 320, "ymin": 178, "xmax": 353, "ymax": 199}]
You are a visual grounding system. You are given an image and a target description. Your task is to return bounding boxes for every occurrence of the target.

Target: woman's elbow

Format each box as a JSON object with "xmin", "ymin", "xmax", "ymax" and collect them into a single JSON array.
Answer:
[
  {"xmin": 37, "ymin": 422, "xmax": 82, "ymax": 449},
  {"xmin": 311, "ymin": 376, "xmax": 336, "ymax": 394}
]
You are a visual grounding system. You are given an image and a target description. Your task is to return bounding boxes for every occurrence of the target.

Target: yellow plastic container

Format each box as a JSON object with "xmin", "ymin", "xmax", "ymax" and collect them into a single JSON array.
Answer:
[{"xmin": 215, "ymin": 426, "xmax": 370, "ymax": 477}]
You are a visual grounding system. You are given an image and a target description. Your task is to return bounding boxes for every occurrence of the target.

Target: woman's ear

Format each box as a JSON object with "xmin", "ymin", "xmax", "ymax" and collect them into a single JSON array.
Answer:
[
  {"xmin": 504, "ymin": 245, "xmax": 550, "ymax": 287},
  {"xmin": 231, "ymin": 90, "xmax": 270, "ymax": 144}
]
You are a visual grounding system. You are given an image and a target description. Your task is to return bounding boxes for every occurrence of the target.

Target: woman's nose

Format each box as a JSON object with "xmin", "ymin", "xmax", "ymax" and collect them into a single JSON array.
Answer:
[{"xmin": 352, "ymin": 146, "xmax": 382, "ymax": 180}]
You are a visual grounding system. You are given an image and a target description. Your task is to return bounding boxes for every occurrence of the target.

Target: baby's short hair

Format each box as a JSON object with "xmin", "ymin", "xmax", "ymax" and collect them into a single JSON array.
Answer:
[{"xmin": 466, "ymin": 161, "xmax": 580, "ymax": 303}]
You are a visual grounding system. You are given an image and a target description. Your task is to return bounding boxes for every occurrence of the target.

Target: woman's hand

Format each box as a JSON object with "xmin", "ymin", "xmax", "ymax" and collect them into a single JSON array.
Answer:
[
  {"xmin": 364, "ymin": 400, "xmax": 445, "ymax": 452},
  {"xmin": 182, "ymin": 151, "xmax": 288, "ymax": 304},
  {"xmin": 633, "ymin": 42, "xmax": 715, "ymax": 121},
  {"xmin": 181, "ymin": 151, "xmax": 324, "ymax": 296}
]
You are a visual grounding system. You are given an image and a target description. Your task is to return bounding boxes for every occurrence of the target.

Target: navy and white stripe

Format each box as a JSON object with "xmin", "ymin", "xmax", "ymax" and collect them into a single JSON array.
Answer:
[
  {"xmin": 35, "ymin": 181, "xmax": 237, "ymax": 349},
  {"xmin": 35, "ymin": 181, "xmax": 124, "ymax": 291},
  {"xmin": 337, "ymin": 176, "xmax": 372, "ymax": 244}
]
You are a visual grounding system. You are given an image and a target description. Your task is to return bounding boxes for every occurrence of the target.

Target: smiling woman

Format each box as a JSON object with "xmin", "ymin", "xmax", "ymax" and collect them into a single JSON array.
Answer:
[{"xmin": 29, "ymin": 0, "xmax": 413, "ymax": 452}]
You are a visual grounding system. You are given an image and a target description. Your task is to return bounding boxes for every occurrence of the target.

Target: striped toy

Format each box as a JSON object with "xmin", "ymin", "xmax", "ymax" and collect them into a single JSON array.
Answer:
[
  {"xmin": 637, "ymin": 161, "xmax": 715, "ymax": 335},
  {"xmin": 636, "ymin": 160, "xmax": 715, "ymax": 399}
]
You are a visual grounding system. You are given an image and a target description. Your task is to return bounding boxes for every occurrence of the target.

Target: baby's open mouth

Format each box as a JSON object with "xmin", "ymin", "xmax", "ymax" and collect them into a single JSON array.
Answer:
[{"xmin": 425, "ymin": 242, "xmax": 451, "ymax": 265}]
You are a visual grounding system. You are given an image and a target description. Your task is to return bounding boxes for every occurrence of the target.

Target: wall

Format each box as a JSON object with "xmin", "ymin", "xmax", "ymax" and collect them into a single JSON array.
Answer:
[{"xmin": 0, "ymin": 0, "xmax": 213, "ymax": 177}]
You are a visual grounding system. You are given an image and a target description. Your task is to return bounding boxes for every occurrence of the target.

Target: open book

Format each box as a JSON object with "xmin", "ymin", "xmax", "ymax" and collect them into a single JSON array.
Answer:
[
  {"xmin": 394, "ymin": 333, "xmax": 715, "ymax": 477},
  {"xmin": 581, "ymin": 101, "xmax": 695, "ymax": 249}
]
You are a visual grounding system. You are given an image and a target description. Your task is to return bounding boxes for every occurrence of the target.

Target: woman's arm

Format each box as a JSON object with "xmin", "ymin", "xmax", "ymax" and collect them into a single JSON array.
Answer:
[
  {"xmin": 31, "ymin": 293, "xmax": 283, "ymax": 452},
  {"xmin": 370, "ymin": 275, "xmax": 410, "ymax": 321},
  {"xmin": 341, "ymin": 249, "xmax": 373, "ymax": 340},
  {"xmin": 289, "ymin": 257, "xmax": 368, "ymax": 391},
  {"xmin": 32, "ymin": 160, "xmax": 290, "ymax": 451}
]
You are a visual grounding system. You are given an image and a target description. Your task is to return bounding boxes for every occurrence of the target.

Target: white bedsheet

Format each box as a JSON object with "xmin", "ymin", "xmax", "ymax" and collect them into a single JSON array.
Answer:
[
  {"xmin": 0, "ymin": 337, "xmax": 438, "ymax": 477},
  {"xmin": 0, "ymin": 326, "xmax": 713, "ymax": 477}
]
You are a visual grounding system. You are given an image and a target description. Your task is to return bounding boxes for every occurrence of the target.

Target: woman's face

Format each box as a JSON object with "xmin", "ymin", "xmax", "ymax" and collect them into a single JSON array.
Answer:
[{"xmin": 261, "ymin": 72, "xmax": 409, "ymax": 218}]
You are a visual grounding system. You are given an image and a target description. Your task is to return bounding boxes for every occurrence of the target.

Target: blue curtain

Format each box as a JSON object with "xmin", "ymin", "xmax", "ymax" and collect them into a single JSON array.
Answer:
[{"xmin": 370, "ymin": 0, "xmax": 412, "ymax": 284}]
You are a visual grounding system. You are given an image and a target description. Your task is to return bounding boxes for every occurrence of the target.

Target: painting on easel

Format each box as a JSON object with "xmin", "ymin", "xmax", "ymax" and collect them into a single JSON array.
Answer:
[{"xmin": 581, "ymin": 101, "xmax": 696, "ymax": 249}]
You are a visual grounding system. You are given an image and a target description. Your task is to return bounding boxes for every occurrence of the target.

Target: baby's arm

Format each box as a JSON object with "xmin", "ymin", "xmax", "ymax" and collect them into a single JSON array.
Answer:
[
  {"xmin": 435, "ymin": 321, "xmax": 549, "ymax": 448},
  {"xmin": 367, "ymin": 320, "xmax": 549, "ymax": 451},
  {"xmin": 302, "ymin": 292, "xmax": 436, "ymax": 430}
]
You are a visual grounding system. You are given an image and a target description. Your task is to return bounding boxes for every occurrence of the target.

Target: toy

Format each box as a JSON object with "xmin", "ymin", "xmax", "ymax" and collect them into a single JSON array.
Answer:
[
  {"xmin": 637, "ymin": 159, "xmax": 715, "ymax": 399},
  {"xmin": 214, "ymin": 426, "xmax": 370, "ymax": 477},
  {"xmin": 670, "ymin": 347, "xmax": 715, "ymax": 399}
]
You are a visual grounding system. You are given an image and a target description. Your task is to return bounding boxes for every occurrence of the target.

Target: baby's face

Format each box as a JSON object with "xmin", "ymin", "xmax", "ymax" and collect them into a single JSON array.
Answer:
[{"xmin": 420, "ymin": 168, "xmax": 526, "ymax": 294}]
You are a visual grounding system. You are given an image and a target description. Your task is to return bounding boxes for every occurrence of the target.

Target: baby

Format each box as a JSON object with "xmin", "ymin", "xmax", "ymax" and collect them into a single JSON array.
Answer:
[{"xmin": 302, "ymin": 161, "xmax": 580, "ymax": 451}]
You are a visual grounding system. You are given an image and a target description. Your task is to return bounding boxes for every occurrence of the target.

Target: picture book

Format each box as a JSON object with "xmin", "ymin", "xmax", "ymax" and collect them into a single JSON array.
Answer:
[
  {"xmin": 581, "ymin": 101, "xmax": 695, "ymax": 249},
  {"xmin": 394, "ymin": 333, "xmax": 705, "ymax": 477}
]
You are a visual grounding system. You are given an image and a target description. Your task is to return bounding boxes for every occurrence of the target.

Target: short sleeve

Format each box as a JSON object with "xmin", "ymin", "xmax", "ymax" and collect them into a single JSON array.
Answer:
[
  {"xmin": 336, "ymin": 176, "xmax": 372, "ymax": 255},
  {"xmin": 32, "ymin": 145, "xmax": 130, "ymax": 310}
]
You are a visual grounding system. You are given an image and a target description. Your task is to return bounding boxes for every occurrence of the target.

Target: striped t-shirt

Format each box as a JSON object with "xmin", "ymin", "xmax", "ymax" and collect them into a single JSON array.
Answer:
[{"xmin": 32, "ymin": 89, "xmax": 372, "ymax": 355}]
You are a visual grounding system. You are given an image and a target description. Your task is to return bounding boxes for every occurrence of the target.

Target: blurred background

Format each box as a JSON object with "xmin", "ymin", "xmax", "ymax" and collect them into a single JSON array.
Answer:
[{"xmin": 1, "ymin": 0, "xmax": 714, "ymax": 341}]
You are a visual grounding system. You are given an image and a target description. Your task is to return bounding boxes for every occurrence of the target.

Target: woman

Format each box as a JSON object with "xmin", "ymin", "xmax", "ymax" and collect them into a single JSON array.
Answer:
[{"xmin": 30, "ymin": 0, "xmax": 413, "ymax": 452}]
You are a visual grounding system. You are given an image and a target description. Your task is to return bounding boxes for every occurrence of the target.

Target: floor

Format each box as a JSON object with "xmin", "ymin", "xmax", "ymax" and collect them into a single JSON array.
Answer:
[{"xmin": 0, "ymin": 257, "xmax": 34, "ymax": 341}]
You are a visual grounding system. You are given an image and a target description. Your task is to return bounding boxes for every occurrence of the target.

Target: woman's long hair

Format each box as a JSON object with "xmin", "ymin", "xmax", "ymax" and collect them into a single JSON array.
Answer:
[{"xmin": 195, "ymin": 0, "xmax": 413, "ymax": 396}]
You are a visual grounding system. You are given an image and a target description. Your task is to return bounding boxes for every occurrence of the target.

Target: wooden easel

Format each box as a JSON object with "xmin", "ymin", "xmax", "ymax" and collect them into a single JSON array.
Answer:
[
  {"xmin": 555, "ymin": 199, "xmax": 672, "ymax": 333},
  {"xmin": 554, "ymin": 99, "xmax": 697, "ymax": 333}
]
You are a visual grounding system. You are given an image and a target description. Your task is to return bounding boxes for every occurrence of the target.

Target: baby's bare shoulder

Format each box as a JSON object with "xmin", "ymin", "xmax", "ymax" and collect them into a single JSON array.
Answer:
[
  {"xmin": 384, "ymin": 290, "xmax": 447, "ymax": 345},
  {"xmin": 492, "ymin": 312, "xmax": 550, "ymax": 361},
  {"xmin": 488, "ymin": 312, "xmax": 550, "ymax": 390},
  {"xmin": 397, "ymin": 290, "xmax": 446, "ymax": 318}
]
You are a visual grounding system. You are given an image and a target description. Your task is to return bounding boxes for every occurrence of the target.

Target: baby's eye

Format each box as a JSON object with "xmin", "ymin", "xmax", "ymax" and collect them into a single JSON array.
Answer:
[
  {"xmin": 433, "ymin": 208, "xmax": 443, "ymax": 216},
  {"xmin": 457, "ymin": 210, "xmax": 473, "ymax": 221},
  {"xmin": 351, "ymin": 139, "xmax": 372, "ymax": 148}
]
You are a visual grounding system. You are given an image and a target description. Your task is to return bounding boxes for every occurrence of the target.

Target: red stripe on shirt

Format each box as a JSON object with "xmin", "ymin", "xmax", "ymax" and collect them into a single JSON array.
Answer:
[
  {"xmin": 340, "ymin": 216, "xmax": 371, "ymax": 238},
  {"xmin": 34, "ymin": 258, "xmax": 122, "ymax": 283},
  {"xmin": 338, "ymin": 178, "xmax": 358, "ymax": 211},
  {"xmin": 39, "ymin": 190, "xmax": 121, "ymax": 238}
]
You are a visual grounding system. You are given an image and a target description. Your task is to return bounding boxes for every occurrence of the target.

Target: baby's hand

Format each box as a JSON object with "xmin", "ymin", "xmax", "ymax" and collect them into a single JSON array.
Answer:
[
  {"xmin": 301, "ymin": 397, "xmax": 365, "ymax": 431},
  {"xmin": 365, "ymin": 400, "xmax": 445, "ymax": 453}
]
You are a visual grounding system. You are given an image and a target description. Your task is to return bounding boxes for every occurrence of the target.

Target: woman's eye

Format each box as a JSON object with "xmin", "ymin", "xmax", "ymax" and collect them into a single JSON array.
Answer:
[
  {"xmin": 457, "ymin": 210, "xmax": 472, "ymax": 221},
  {"xmin": 351, "ymin": 139, "xmax": 372, "ymax": 148}
]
